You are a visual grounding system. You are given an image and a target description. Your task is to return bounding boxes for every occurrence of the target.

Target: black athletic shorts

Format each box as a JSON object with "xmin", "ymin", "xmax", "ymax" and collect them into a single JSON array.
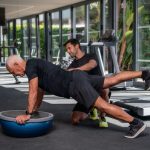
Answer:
[
  {"xmin": 73, "ymin": 91, "xmax": 111, "ymax": 114},
  {"xmin": 69, "ymin": 70, "xmax": 104, "ymax": 110}
]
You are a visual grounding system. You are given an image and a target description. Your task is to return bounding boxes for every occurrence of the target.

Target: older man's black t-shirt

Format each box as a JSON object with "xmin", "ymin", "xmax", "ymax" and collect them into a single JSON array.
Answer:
[
  {"xmin": 25, "ymin": 58, "xmax": 72, "ymax": 98},
  {"xmin": 68, "ymin": 53, "xmax": 101, "ymax": 75}
]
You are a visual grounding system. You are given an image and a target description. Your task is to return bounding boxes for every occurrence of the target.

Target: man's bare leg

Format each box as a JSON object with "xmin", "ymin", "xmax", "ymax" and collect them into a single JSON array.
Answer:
[
  {"xmin": 71, "ymin": 89, "xmax": 110, "ymax": 126},
  {"xmin": 94, "ymin": 96, "xmax": 146, "ymax": 138},
  {"xmin": 103, "ymin": 71, "xmax": 142, "ymax": 89},
  {"xmin": 94, "ymin": 96, "xmax": 133, "ymax": 122}
]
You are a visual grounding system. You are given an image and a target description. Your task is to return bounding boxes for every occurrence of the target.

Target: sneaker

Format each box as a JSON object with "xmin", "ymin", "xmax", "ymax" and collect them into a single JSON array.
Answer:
[
  {"xmin": 89, "ymin": 108, "xmax": 99, "ymax": 120},
  {"xmin": 124, "ymin": 120, "xmax": 146, "ymax": 139},
  {"xmin": 99, "ymin": 117, "xmax": 108, "ymax": 128}
]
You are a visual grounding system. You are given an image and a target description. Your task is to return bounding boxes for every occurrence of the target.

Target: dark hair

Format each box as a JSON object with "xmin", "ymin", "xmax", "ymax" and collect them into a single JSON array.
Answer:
[{"xmin": 63, "ymin": 38, "xmax": 81, "ymax": 48}]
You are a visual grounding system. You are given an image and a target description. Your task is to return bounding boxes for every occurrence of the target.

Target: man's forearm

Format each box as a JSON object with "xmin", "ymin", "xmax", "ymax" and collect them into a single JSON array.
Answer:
[
  {"xmin": 27, "ymin": 92, "xmax": 38, "ymax": 113},
  {"xmin": 77, "ymin": 59, "xmax": 97, "ymax": 71},
  {"xmin": 33, "ymin": 88, "xmax": 45, "ymax": 111}
]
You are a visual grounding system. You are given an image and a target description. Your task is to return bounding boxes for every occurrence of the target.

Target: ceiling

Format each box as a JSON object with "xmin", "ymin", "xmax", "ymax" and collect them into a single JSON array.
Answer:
[{"xmin": 0, "ymin": 0, "xmax": 84, "ymax": 20}]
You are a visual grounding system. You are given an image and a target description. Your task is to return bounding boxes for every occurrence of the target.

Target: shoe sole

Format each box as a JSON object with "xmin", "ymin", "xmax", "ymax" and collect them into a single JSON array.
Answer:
[
  {"xmin": 124, "ymin": 124, "xmax": 146, "ymax": 139},
  {"xmin": 99, "ymin": 122, "xmax": 109, "ymax": 128}
]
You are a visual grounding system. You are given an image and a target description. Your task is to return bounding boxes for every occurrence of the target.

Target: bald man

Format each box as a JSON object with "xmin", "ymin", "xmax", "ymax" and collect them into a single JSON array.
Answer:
[{"xmin": 6, "ymin": 55, "xmax": 148, "ymax": 138}]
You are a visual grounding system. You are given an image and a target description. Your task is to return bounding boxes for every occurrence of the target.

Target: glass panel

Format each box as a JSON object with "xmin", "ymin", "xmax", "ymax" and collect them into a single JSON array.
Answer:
[
  {"xmin": 74, "ymin": 5, "xmax": 86, "ymax": 42},
  {"xmin": 16, "ymin": 19, "xmax": 22, "ymax": 55},
  {"xmin": 30, "ymin": 18, "xmax": 37, "ymax": 58},
  {"xmin": 89, "ymin": 1, "xmax": 101, "ymax": 42},
  {"xmin": 103, "ymin": 0, "xmax": 113, "ymax": 74},
  {"xmin": 8, "ymin": 22, "xmax": 17, "ymax": 56},
  {"xmin": 0, "ymin": 27, "xmax": 2, "ymax": 64},
  {"xmin": 0, "ymin": 28, "xmax": 1, "ymax": 46},
  {"xmin": 51, "ymin": 11, "xmax": 60, "ymax": 64},
  {"xmin": 62, "ymin": 8, "xmax": 71, "ymax": 63},
  {"xmin": 105, "ymin": 0, "xmax": 113, "ymax": 30},
  {"xmin": 117, "ymin": 0, "xmax": 134, "ymax": 70},
  {"xmin": 137, "ymin": 0, "xmax": 150, "ymax": 70},
  {"xmin": 22, "ymin": 19, "xmax": 29, "ymax": 59},
  {"xmin": 9, "ymin": 22, "xmax": 14, "ymax": 45},
  {"xmin": 39, "ymin": 14, "xmax": 46, "ymax": 59},
  {"xmin": 1, "ymin": 25, "xmax": 8, "ymax": 63}
]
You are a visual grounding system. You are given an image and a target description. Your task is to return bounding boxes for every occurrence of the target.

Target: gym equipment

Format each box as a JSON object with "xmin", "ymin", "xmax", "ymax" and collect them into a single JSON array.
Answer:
[
  {"xmin": 80, "ymin": 41, "xmax": 120, "ymax": 76},
  {"xmin": 0, "ymin": 110, "xmax": 54, "ymax": 137},
  {"xmin": 112, "ymin": 97, "xmax": 150, "ymax": 116}
]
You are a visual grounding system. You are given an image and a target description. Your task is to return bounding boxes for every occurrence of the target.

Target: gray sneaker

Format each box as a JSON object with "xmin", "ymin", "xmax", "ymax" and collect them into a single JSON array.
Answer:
[{"xmin": 124, "ymin": 120, "xmax": 146, "ymax": 139}]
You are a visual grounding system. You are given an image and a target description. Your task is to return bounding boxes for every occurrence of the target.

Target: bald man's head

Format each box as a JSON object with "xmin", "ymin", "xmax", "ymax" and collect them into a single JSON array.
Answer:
[
  {"xmin": 6, "ymin": 55, "xmax": 23, "ymax": 68},
  {"xmin": 6, "ymin": 55, "xmax": 26, "ymax": 76}
]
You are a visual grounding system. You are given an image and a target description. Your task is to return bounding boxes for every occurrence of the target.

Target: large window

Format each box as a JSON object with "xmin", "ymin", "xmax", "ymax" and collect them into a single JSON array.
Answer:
[
  {"xmin": 16, "ymin": 19, "xmax": 22, "ymax": 55},
  {"xmin": 62, "ymin": 9, "xmax": 71, "ymax": 59},
  {"xmin": 137, "ymin": 0, "xmax": 150, "ymax": 70},
  {"xmin": 39, "ymin": 14, "xmax": 46, "ymax": 59},
  {"xmin": 89, "ymin": 1, "xmax": 101, "ymax": 42},
  {"xmin": 9, "ymin": 22, "xmax": 14, "ymax": 45},
  {"xmin": 105, "ymin": 0, "xmax": 113, "ymax": 30},
  {"xmin": 51, "ymin": 11, "xmax": 60, "ymax": 64},
  {"xmin": 30, "ymin": 17, "xmax": 37, "ymax": 58},
  {"xmin": 0, "ymin": 25, "xmax": 8, "ymax": 63},
  {"xmin": 117, "ymin": 0, "xmax": 134, "ymax": 70},
  {"xmin": 22, "ymin": 19, "xmax": 29, "ymax": 59},
  {"xmin": 74, "ymin": 5, "xmax": 86, "ymax": 42}
]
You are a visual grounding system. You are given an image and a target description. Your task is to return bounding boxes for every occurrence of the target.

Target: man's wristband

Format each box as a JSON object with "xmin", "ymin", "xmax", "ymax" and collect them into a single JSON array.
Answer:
[
  {"xmin": 25, "ymin": 110, "xmax": 39, "ymax": 117},
  {"xmin": 25, "ymin": 110, "xmax": 34, "ymax": 116}
]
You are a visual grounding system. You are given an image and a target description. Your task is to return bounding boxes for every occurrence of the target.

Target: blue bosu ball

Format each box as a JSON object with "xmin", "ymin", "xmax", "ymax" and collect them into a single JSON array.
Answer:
[{"xmin": 0, "ymin": 110, "xmax": 54, "ymax": 137}]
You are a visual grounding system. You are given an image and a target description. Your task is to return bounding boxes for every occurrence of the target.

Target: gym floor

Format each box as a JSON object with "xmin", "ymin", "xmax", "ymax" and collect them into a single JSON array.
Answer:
[{"xmin": 0, "ymin": 67, "xmax": 150, "ymax": 150}]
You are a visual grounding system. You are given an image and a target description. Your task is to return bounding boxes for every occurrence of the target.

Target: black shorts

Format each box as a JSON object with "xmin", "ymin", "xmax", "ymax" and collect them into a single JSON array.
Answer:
[
  {"xmin": 69, "ymin": 70, "xmax": 104, "ymax": 110},
  {"xmin": 73, "ymin": 91, "xmax": 111, "ymax": 114},
  {"xmin": 73, "ymin": 103, "xmax": 90, "ymax": 114}
]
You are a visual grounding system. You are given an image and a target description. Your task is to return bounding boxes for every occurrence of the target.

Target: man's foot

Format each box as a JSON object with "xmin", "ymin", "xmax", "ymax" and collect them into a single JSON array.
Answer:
[
  {"xmin": 124, "ymin": 119, "xmax": 146, "ymax": 139},
  {"xmin": 89, "ymin": 108, "xmax": 99, "ymax": 120},
  {"xmin": 99, "ymin": 117, "xmax": 108, "ymax": 128}
]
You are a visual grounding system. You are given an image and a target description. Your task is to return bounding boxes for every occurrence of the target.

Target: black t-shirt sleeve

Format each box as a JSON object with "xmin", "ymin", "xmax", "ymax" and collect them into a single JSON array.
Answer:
[
  {"xmin": 25, "ymin": 59, "xmax": 38, "ymax": 81},
  {"xmin": 89, "ymin": 53, "xmax": 99, "ymax": 63}
]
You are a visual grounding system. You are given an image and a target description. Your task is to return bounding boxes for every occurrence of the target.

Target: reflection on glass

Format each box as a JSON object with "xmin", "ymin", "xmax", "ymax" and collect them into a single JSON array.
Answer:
[
  {"xmin": 9, "ymin": 21, "xmax": 18, "ymax": 56},
  {"xmin": 117, "ymin": 0, "xmax": 133, "ymax": 70},
  {"xmin": 105, "ymin": 0, "xmax": 113, "ymax": 30},
  {"xmin": 74, "ymin": 5, "xmax": 86, "ymax": 42},
  {"xmin": 30, "ymin": 18, "xmax": 37, "ymax": 58},
  {"xmin": 1, "ymin": 25, "xmax": 8, "ymax": 62},
  {"xmin": 52, "ymin": 11, "xmax": 60, "ymax": 64},
  {"xmin": 9, "ymin": 22, "xmax": 14, "ymax": 45},
  {"xmin": 62, "ymin": 9, "xmax": 71, "ymax": 61},
  {"xmin": 0, "ymin": 27, "xmax": 2, "ymax": 46},
  {"xmin": 22, "ymin": 20, "xmax": 29, "ymax": 59},
  {"xmin": 39, "ymin": 14, "xmax": 45, "ymax": 59},
  {"xmin": 138, "ymin": 0, "xmax": 150, "ymax": 69},
  {"xmin": 89, "ymin": 1, "xmax": 100, "ymax": 42},
  {"xmin": 16, "ymin": 19, "xmax": 22, "ymax": 55}
]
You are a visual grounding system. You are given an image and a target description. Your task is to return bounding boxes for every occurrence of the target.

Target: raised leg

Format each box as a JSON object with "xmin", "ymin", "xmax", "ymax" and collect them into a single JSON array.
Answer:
[{"xmin": 103, "ymin": 71, "xmax": 142, "ymax": 89}]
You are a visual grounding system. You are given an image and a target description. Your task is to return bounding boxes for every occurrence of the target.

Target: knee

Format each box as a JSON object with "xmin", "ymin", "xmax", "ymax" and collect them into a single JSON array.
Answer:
[
  {"xmin": 71, "ymin": 117, "xmax": 80, "ymax": 125},
  {"xmin": 71, "ymin": 111, "xmax": 87, "ymax": 125},
  {"xmin": 71, "ymin": 112, "xmax": 81, "ymax": 125},
  {"xmin": 101, "ymin": 89, "xmax": 110, "ymax": 102}
]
